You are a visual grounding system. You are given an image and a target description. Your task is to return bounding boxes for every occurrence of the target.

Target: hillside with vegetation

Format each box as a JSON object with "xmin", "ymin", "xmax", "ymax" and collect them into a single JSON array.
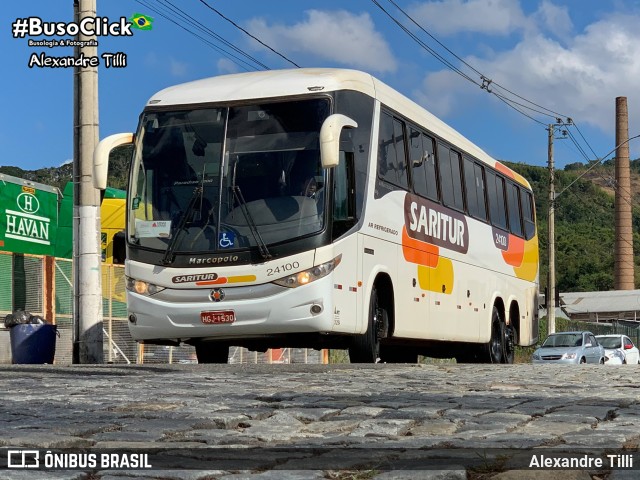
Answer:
[
  {"xmin": 0, "ymin": 145, "xmax": 132, "ymax": 192},
  {"xmin": 2, "ymin": 150, "xmax": 638, "ymax": 293}
]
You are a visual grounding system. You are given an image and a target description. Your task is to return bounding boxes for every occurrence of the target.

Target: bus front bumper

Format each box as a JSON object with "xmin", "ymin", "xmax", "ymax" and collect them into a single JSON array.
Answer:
[{"xmin": 126, "ymin": 274, "xmax": 336, "ymax": 343}]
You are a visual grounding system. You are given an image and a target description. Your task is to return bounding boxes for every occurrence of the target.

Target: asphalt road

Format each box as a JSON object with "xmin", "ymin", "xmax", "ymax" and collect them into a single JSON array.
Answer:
[{"xmin": 1, "ymin": 363, "xmax": 639, "ymax": 479}]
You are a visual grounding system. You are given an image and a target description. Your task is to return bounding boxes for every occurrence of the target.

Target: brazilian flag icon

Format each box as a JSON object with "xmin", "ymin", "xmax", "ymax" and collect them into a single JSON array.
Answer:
[{"xmin": 130, "ymin": 13, "xmax": 153, "ymax": 30}]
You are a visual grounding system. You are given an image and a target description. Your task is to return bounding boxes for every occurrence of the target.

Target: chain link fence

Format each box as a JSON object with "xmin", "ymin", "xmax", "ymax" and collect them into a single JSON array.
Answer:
[{"xmin": 0, "ymin": 252, "xmax": 324, "ymax": 364}]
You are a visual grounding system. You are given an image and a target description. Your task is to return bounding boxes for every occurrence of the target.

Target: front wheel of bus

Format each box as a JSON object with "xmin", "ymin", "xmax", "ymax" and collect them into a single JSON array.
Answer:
[
  {"xmin": 194, "ymin": 342, "xmax": 230, "ymax": 364},
  {"xmin": 349, "ymin": 286, "xmax": 388, "ymax": 363}
]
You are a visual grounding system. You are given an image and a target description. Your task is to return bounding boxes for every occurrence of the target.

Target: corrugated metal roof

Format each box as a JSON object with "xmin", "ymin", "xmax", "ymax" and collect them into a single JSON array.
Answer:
[{"xmin": 560, "ymin": 290, "xmax": 640, "ymax": 315}]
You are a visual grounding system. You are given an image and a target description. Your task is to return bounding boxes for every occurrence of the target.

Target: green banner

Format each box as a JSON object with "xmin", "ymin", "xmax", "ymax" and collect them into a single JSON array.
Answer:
[{"xmin": 0, "ymin": 175, "xmax": 58, "ymax": 256}]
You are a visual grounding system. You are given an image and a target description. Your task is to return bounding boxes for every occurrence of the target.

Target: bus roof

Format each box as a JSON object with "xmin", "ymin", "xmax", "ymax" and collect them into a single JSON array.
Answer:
[{"xmin": 146, "ymin": 68, "xmax": 531, "ymax": 190}]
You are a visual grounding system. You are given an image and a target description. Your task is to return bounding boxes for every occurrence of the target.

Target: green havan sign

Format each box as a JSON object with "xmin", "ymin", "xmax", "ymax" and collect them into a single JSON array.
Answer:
[{"xmin": 0, "ymin": 173, "xmax": 59, "ymax": 256}]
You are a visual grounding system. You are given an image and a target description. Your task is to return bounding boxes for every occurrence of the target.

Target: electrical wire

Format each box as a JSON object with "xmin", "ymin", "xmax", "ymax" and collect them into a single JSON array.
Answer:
[
  {"xmin": 197, "ymin": 0, "xmax": 301, "ymax": 68},
  {"xmin": 373, "ymin": 0, "xmax": 569, "ymax": 122},
  {"xmin": 135, "ymin": 0, "xmax": 265, "ymax": 71}
]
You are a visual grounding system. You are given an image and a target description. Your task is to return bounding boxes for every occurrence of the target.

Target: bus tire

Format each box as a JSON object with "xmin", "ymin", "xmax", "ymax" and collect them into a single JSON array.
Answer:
[
  {"xmin": 484, "ymin": 306, "xmax": 504, "ymax": 364},
  {"xmin": 503, "ymin": 323, "xmax": 515, "ymax": 364},
  {"xmin": 349, "ymin": 286, "xmax": 388, "ymax": 363},
  {"xmin": 195, "ymin": 342, "xmax": 230, "ymax": 364}
]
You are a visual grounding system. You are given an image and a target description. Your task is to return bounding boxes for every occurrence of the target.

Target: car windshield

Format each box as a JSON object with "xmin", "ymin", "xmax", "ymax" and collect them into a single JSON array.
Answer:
[
  {"xmin": 541, "ymin": 333, "xmax": 582, "ymax": 348},
  {"xmin": 597, "ymin": 337, "xmax": 622, "ymax": 349},
  {"xmin": 128, "ymin": 99, "xmax": 330, "ymax": 256}
]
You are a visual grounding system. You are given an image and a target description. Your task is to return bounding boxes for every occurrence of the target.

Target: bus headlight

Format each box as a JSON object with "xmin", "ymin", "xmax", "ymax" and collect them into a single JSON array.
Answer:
[
  {"xmin": 125, "ymin": 276, "xmax": 165, "ymax": 296},
  {"xmin": 272, "ymin": 255, "xmax": 341, "ymax": 288}
]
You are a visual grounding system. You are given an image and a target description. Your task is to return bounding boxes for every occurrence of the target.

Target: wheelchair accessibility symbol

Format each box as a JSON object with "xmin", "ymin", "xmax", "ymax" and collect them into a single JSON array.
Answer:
[{"xmin": 219, "ymin": 232, "xmax": 234, "ymax": 248}]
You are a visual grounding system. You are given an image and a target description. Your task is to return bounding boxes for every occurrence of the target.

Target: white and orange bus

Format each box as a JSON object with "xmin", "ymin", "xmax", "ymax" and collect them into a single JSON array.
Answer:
[{"xmin": 94, "ymin": 68, "xmax": 539, "ymax": 364}]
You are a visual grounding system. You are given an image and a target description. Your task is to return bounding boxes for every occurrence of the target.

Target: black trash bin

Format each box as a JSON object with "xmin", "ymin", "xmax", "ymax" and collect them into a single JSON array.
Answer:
[{"xmin": 10, "ymin": 323, "xmax": 57, "ymax": 364}]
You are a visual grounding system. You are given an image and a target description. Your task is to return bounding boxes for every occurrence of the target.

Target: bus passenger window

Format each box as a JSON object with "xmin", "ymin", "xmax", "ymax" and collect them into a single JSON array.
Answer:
[
  {"xmin": 410, "ymin": 128, "xmax": 438, "ymax": 201},
  {"xmin": 486, "ymin": 170, "xmax": 508, "ymax": 230},
  {"xmin": 377, "ymin": 112, "xmax": 409, "ymax": 190},
  {"xmin": 522, "ymin": 189, "xmax": 536, "ymax": 240},
  {"xmin": 464, "ymin": 157, "xmax": 487, "ymax": 220},
  {"xmin": 438, "ymin": 143, "xmax": 464, "ymax": 211},
  {"xmin": 507, "ymin": 182, "xmax": 523, "ymax": 237}
]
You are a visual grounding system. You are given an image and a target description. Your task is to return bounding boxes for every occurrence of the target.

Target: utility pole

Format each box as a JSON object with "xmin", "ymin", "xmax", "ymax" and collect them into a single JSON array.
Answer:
[
  {"xmin": 547, "ymin": 120, "xmax": 570, "ymax": 334},
  {"xmin": 547, "ymin": 124, "xmax": 556, "ymax": 334},
  {"xmin": 73, "ymin": 0, "xmax": 103, "ymax": 363}
]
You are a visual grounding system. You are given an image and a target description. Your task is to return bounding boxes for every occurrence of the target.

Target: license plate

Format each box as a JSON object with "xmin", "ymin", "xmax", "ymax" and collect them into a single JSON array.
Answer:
[{"xmin": 201, "ymin": 310, "xmax": 235, "ymax": 324}]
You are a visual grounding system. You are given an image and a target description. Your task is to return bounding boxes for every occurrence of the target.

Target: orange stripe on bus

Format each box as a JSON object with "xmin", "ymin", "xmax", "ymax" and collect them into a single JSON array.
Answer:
[
  {"xmin": 195, "ymin": 275, "xmax": 257, "ymax": 286},
  {"xmin": 196, "ymin": 277, "xmax": 228, "ymax": 285},
  {"xmin": 502, "ymin": 235, "xmax": 525, "ymax": 267},
  {"xmin": 495, "ymin": 162, "xmax": 530, "ymax": 188},
  {"xmin": 401, "ymin": 227, "xmax": 439, "ymax": 267}
]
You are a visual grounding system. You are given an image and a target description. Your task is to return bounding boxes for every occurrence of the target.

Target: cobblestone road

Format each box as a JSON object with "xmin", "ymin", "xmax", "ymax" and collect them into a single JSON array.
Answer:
[{"xmin": 1, "ymin": 363, "xmax": 639, "ymax": 479}]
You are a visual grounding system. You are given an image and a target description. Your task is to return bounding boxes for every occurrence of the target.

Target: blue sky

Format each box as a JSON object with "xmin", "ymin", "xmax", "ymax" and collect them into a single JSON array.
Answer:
[{"xmin": 2, "ymin": 0, "xmax": 639, "ymax": 172}]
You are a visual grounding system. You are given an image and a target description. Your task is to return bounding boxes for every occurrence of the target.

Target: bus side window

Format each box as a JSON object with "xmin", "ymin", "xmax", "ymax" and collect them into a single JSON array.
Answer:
[
  {"xmin": 438, "ymin": 143, "xmax": 464, "ymax": 211},
  {"xmin": 521, "ymin": 188, "xmax": 536, "ymax": 240},
  {"xmin": 507, "ymin": 182, "xmax": 524, "ymax": 237},
  {"xmin": 410, "ymin": 128, "xmax": 438, "ymax": 201},
  {"xmin": 464, "ymin": 157, "xmax": 487, "ymax": 221},
  {"xmin": 377, "ymin": 112, "xmax": 409, "ymax": 190},
  {"xmin": 486, "ymin": 170, "xmax": 508, "ymax": 230}
]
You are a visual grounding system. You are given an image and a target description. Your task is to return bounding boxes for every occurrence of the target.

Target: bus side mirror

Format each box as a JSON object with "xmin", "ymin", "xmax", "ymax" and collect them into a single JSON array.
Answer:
[
  {"xmin": 93, "ymin": 133, "xmax": 134, "ymax": 190},
  {"xmin": 320, "ymin": 114, "xmax": 357, "ymax": 169}
]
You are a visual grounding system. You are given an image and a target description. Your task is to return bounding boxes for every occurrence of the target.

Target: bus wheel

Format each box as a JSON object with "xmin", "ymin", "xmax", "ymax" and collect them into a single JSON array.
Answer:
[
  {"xmin": 349, "ymin": 286, "xmax": 388, "ymax": 363},
  {"xmin": 503, "ymin": 323, "xmax": 515, "ymax": 364},
  {"xmin": 485, "ymin": 307, "xmax": 504, "ymax": 364},
  {"xmin": 194, "ymin": 342, "xmax": 230, "ymax": 364}
]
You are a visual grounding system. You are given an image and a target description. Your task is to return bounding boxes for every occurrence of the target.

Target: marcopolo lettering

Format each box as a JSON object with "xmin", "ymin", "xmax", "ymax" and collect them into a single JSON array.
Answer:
[
  {"xmin": 404, "ymin": 193, "xmax": 469, "ymax": 254},
  {"xmin": 188, "ymin": 255, "xmax": 239, "ymax": 265}
]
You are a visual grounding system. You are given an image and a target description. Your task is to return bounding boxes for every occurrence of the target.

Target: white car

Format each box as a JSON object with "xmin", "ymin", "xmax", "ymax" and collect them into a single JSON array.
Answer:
[{"xmin": 596, "ymin": 334, "xmax": 640, "ymax": 365}]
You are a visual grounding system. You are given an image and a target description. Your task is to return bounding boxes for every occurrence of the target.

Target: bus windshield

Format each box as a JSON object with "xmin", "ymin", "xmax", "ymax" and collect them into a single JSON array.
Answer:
[{"xmin": 129, "ymin": 99, "xmax": 330, "ymax": 257}]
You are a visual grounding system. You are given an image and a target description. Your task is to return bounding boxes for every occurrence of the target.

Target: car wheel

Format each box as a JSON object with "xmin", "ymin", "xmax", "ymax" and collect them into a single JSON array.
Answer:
[
  {"xmin": 580, "ymin": 357, "xmax": 586, "ymax": 364},
  {"xmin": 599, "ymin": 357, "xmax": 605, "ymax": 365}
]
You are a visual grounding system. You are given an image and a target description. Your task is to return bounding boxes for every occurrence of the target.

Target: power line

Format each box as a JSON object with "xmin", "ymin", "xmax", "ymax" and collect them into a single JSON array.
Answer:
[
  {"xmin": 157, "ymin": 0, "xmax": 271, "ymax": 70},
  {"xmin": 197, "ymin": 0, "xmax": 301, "ymax": 68},
  {"xmin": 373, "ymin": 0, "xmax": 569, "ymax": 122},
  {"xmin": 135, "ymin": 0, "xmax": 266, "ymax": 71}
]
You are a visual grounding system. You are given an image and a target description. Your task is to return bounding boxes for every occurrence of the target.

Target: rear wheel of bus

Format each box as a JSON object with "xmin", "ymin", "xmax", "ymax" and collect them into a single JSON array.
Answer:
[
  {"xmin": 194, "ymin": 342, "xmax": 230, "ymax": 364},
  {"xmin": 484, "ymin": 306, "xmax": 515, "ymax": 364}
]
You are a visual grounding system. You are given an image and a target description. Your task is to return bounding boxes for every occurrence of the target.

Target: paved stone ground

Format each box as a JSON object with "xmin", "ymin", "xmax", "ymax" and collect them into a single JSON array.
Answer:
[{"xmin": 1, "ymin": 363, "xmax": 639, "ymax": 479}]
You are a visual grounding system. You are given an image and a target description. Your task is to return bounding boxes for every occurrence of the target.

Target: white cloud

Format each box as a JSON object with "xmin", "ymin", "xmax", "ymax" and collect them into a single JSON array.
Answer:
[
  {"xmin": 407, "ymin": 0, "xmax": 528, "ymax": 36},
  {"xmin": 216, "ymin": 58, "xmax": 240, "ymax": 75},
  {"xmin": 534, "ymin": 0, "xmax": 573, "ymax": 40},
  {"xmin": 416, "ymin": 11, "xmax": 640, "ymax": 138},
  {"xmin": 245, "ymin": 10, "xmax": 397, "ymax": 73},
  {"xmin": 169, "ymin": 58, "xmax": 188, "ymax": 77}
]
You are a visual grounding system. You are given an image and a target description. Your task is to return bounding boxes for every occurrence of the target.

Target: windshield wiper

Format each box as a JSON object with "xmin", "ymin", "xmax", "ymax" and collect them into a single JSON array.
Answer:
[
  {"xmin": 162, "ymin": 185, "xmax": 203, "ymax": 265},
  {"xmin": 232, "ymin": 186, "xmax": 271, "ymax": 260}
]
